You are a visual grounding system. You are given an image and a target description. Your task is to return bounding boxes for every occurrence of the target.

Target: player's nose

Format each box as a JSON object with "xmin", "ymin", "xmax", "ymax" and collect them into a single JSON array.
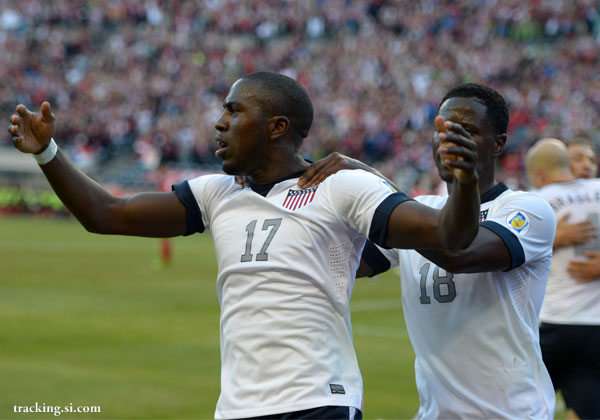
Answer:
[{"xmin": 215, "ymin": 114, "xmax": 228, "ymax": 132}]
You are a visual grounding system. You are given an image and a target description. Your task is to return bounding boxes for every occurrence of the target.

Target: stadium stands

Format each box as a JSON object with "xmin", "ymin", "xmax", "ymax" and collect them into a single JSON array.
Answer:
[{"xmin": 1, "ymin": 0, "xmax": 599, "ymax": 193}]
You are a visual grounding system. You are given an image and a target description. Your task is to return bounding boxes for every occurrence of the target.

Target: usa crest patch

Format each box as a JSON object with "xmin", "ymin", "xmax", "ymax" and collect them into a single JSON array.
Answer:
[
  {"xmin": 507, "ymin": 211, "xmax": 529, "ymax": 234},
  {"xmin": 282, "ymin": 186, "xmax": 318, "ymax": 211}
]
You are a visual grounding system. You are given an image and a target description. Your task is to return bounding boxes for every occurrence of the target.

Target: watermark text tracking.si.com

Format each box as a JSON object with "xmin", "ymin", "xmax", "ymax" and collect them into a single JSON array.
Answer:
[{"xmin": 13, "ymin": 402, "xmax": 101, "ymax": 417}]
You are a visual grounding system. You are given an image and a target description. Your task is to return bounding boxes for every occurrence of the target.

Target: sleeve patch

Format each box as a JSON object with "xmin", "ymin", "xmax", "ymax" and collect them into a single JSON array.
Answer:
[{"xmin": 507, "ymin": 211, "xmax": 530, "ymax": 234}]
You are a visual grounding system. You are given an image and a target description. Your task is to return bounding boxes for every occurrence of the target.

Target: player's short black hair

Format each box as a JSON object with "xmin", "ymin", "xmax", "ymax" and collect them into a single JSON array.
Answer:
[
  {"xmin": 440, "ymin": 83, "xmax": 509, "ymax": 136},
  {"xmin": 242, "ymin": 72, "xmax": 314, "ymax": 143}
]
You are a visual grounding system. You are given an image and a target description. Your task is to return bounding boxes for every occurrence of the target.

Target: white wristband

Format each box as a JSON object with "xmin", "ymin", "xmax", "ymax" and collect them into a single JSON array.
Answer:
[{"xmin": 34, "ymin": 138, "xmax": 58, "ymax": 165}]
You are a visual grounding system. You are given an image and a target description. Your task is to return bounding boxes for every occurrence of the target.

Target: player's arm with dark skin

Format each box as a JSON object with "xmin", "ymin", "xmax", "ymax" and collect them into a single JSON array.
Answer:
[
  {"xmin": 302, "ymin": 118, "xmax": 480, "ymax": 252},
  {"xmin": 300, "ymin": 152, "xmax": 509, "ymax": 273},
  {"xmin": 8, "ymin": 102, "xmax": 187, "ymax": 237}
]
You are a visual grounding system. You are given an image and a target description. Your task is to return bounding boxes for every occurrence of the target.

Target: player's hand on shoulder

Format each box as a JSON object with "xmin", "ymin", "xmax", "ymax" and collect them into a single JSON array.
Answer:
[
  {"xmin": 8, "ymin": 102, "xmax": 55, "ymax": 154},
  {"xmin": 299, "ymin": 152, "xmax": 365, "ymax": 188},
  {"xmin": 435, "ymin": 116, "xmax": 478, "ymax": 185}
]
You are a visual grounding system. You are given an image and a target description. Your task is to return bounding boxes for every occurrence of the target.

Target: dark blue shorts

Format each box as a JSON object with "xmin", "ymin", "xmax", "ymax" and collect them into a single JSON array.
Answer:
[
  {"xmin": 540, "ymin": 322, "xmax": 600, "ymax": 418},
  {"xmin": 240, "ymin": 405, "xmax": 362, "ymax": 420}
]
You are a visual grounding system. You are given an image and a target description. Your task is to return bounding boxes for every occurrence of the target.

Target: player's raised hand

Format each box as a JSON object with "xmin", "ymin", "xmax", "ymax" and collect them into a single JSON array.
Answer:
[
  {"xmin": 7, "ymin": 102, "xmax": 55, "ymax": 154},
  {"xmin": 435, "ymin": 116, "xmax": 478, "ymax": 184},
  {"xmin": 298, "ymin": 152, "xmax": 363, "ymax": 188}
]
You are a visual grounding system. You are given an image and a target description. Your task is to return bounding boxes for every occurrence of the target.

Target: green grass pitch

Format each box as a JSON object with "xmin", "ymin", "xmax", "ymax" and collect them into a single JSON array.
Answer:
[
  {"xmin": 0, "ymin": 216, "xmax": 565, "ymax": 419},
  {"xmin": 0, "ymin": 216, "xmax": 416, "ymax": 419}
]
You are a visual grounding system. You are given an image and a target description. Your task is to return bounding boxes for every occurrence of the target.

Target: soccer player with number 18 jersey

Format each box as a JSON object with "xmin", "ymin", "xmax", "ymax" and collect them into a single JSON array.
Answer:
[{"xmin": 300, "ymin": 84, "xmax": 557, "ymax": 419}]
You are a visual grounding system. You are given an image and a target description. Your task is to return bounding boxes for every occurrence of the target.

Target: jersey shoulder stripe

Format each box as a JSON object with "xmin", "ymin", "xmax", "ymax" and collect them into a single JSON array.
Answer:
[
  {"xmin": 172, "ymin": 180, "xmax": 205, "ymax": 235},
  {"xmin": 481, "ymin": 220, "xmax": 525, "ymax": 270}
]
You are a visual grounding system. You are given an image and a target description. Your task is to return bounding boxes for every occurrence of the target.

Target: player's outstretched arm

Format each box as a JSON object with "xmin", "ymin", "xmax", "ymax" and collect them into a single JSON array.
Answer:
[
  {"xmin": 299, "ymin": 127, "xmax": 479, "ymax": 251},
  {"xmin": 8, "ymin": 102, "xmax": 187, "ymax": 237},
  {"xmin": 416, "ymin": 229, "xmax": 511, "ymax": 273}
]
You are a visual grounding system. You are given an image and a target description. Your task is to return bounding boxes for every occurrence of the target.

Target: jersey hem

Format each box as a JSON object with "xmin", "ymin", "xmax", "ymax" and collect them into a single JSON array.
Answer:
[
  {"xmin": 215, "ymin": 398, "xmax": 361, "ymax": 419},
  {"xmin": 540, "ymin": 318, "xmax": 600, "ymax": 326}
]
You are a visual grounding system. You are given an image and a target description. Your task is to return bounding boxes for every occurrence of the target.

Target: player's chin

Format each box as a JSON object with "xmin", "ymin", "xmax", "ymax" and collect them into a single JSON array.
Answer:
[{"xmin": 221, "ymin": 158, "xmax": 245, "ymax": 176}]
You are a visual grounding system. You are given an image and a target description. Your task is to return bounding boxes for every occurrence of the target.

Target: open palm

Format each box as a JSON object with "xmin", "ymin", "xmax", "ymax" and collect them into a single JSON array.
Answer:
[{"xmin": 8, "ymin": 102, "xmax": 55, "ymax": 154}]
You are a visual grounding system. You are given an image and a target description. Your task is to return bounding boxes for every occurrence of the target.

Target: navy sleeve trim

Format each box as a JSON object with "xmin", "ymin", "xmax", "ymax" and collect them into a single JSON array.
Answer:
[
  {"xmin": 368, "ymin": 192, "xmax": 413, "ymax": 249},
  {"xmin": 361, "ymin": 240, "xmax": 391, "ymax": 277},
  {"xmin": 172, "ymin": 181, "xmax": 205, "ymax": 236},
  {"xmin": 481, "ymin": 220, "xmax": 525, "ymax": 270}
]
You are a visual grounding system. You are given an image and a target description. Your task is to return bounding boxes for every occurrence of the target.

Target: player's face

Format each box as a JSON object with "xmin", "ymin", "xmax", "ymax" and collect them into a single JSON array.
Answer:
[
  {"xmin": 214, "ymin": 79, "xmax": 270, "ymax": 175},
  {"xmin": 433, "ymin": 97, "xmax": 499, "ymax": 183},
  {"xmin": 568, "ymin": 144, "xmax": 597, "ymax": 179}
]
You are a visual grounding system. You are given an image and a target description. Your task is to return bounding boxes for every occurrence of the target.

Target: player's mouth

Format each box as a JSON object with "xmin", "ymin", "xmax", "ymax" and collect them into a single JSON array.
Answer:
[{"xmin": 215, "ymin": 137, "xmax": 229, "ymax": 158}]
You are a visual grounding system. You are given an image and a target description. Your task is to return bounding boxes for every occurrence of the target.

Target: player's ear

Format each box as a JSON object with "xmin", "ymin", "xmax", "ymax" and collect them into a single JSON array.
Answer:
[
  {"xmin": 268, "ymin": 116, "xmax": 290, "ymax": 141},
  {"xmin": 494, "ymin": 133, "xmax": 507, "ymax": 157}
]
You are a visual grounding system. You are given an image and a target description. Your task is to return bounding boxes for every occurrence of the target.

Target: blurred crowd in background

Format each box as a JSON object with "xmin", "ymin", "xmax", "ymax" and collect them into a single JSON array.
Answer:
[{"xmin": 1, "ymin": 0, "xmax": 599, "ymax": 193}]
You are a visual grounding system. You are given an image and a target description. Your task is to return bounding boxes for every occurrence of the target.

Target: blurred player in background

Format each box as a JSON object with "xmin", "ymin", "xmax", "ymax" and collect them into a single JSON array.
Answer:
[
  {"xmin": 568, "ymin": 136, "xmax": 598, "ymax": 180},
  {"xmin": 552, "ymin": 136, "xmax": 599, "ymax": 257},
  {"xmin": 526, "ymin": 138, "xmax": 600, "ymax": 420},
  {"xmin": 563, "ymin": 136, "xmax": 600, "ymax": 282},
  {"xmin": 300, "ymin": 83, "xmax": 557, "ymax": 419},
  {"xmin": 8, "ymin": 72, "xmax": 482, "ymax": 420}
]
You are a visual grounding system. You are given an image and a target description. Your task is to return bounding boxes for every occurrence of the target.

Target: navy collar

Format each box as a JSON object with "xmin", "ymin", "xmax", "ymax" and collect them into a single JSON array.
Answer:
[
  {"xmin": 248, "ymin": 168, "xmax": 307, "ymax": 197},
  {"xmin": 481, "ymin": 183, "xmax": 508, "ymax": 204}
]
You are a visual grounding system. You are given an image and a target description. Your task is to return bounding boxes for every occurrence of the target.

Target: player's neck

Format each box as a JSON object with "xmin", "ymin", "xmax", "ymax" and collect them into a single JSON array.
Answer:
[
  {"xmin": 545, "ymin": 171, "xmax": 575, "ymax": 186},
  {"xmin": 447, "ymin": 172, "xmax": 496, "ymax": 199},
  {"xmin": 247, "ymin": 153, "xmax": 309, "ymax": 185}
]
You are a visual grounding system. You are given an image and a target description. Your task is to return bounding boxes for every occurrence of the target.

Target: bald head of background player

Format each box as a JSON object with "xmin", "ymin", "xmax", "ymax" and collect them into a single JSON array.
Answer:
[
  {"xmin": 568, "ymin": 136, "xmax": 598, "ymax": 180},
  {"xmin": 526, "ymin": 137, "xmax": 596, "ymax": 250},
  {"xmin": 214, "ymin": 72, "xmax": 313, "ymax": 181},
  {"xmin": 526, "ymin": 138, "xmax": 574, "ymax": 189}
]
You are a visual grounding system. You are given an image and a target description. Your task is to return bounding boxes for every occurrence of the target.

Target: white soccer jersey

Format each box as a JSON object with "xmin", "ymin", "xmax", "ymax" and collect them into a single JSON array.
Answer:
[
  {"xmin": 173, "ymin": 169, "xmax": 407, "ymax": 419},
  {"xmin": 383, "ymin": 185, "xmax": 556, "ymax": 419},
  {"xmin": 537, "ymin": 178, "xmax": 600, "ymax": 325}
]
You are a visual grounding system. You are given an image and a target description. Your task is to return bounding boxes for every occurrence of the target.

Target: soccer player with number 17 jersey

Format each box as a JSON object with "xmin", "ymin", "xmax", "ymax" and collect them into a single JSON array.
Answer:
[{"xmin": 8, "ymin": 72, "xmax": 482, "ymax": 419}]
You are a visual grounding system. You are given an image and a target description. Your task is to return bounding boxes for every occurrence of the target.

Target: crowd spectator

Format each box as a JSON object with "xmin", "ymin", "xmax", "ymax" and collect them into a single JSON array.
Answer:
[{"xmin": 1, "ymin": 0, "xmax": 599, "ymax": 192}]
